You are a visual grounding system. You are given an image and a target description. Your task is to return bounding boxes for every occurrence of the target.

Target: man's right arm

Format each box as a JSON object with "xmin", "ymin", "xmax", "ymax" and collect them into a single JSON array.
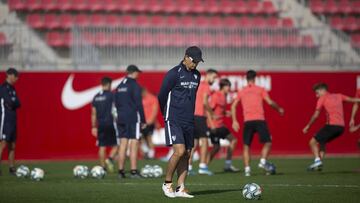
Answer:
[
  {"xmin": 91, "ymin": 106, "xmax": 97, "ymax": 137},
  {"xmin": 158, "ymin": 70, "xmax": 177, "ymax": 116}
]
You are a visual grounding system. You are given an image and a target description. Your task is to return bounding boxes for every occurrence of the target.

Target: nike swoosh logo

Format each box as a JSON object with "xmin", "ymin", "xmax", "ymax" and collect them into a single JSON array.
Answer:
[{"xmin": 61, "ymin": 74, "xmax": 124, "ymax": 110}]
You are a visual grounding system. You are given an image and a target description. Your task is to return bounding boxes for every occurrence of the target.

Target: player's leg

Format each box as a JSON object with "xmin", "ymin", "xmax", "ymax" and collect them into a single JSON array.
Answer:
[
  {"xmin": 118, "ymin": 138, "xmax": 129, "ymax": 178},
  {"xmin": 163, "ymin": 144, "xmax": 185, "ymax": 198},
  {"xmin": 129, "ymin": 138, "xmax": 141, "ymax": 178},
  {"xmin": 145, "ymin": 125, "xmax": 155, "ymax": 159},
  {"xmin": 198, "ymin": 137, "xmax": 212, "ymax": 175},
  {"xmin": 7, "ymin": 142, "xmax": 16, "ymax": 175},
  {"xmin": 207, "ymin": 143, "xmax": 220, "ymax": 164},
  {"xmin": 188, "ymin": 138, "xmax": 198, "ymax": 175},
  {"xmin": 224, "ymin": 133, "xmax": 239, "ymax": 172},
  {"xmin": 0, "ymin": 141, "xmax": 6, "ymax": 175},
  {"xmin": 243, "ymin": 121, "xmax": 255, "ymax": 176},
  {"xmin": 98, "ymin": 146, "xmax": 106, "ymax": 169}
]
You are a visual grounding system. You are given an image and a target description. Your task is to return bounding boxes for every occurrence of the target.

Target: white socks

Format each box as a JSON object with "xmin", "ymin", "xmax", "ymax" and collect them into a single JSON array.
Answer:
[
  {"xmin": 260, "ymin": 158, "xmax": 266, "ymax": 165},
  {"xmin": 315, "ymin": 157, "xmax": 321, "ymax": 162},
  {"xmin": 245, "ymin": 166, "xmax": 251, "ymax": 172},
  {"xmin": 199, "ymin": 163, "xmax": 207, "ymax": 168},
  {"xmin": 225, "ymin": 160, "xmax": 232, "ymax": 167}
]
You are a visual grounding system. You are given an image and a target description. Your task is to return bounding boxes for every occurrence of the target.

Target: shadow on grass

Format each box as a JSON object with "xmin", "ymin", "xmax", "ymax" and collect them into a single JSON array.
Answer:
[{"xmin": 191, "ymin": 188, "xmax": 241, "ymax": 196}]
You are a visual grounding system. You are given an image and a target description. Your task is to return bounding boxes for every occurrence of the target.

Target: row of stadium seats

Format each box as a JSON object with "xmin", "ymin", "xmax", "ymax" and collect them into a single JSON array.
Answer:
[
  {"xmin": 45, "ymin": 31, "xmax": 315, "ymax": 48},
  {"xmin": 26, "ymin": 14, "xmax": 294, "ymax": 29},
  {"xmin": 330, "ymin": 16, "xmax": 360, "ymax": 31},
  {"xmin": 9, "ymin": 0, "xmax": 277, "ymax": 14},
  {"xmin": 0, "ymin": 33, "xmax": 9, "ymax": 46},
  {"xmin": 310, "ymin": 0, "xmax": 360, "ymax": 14}
]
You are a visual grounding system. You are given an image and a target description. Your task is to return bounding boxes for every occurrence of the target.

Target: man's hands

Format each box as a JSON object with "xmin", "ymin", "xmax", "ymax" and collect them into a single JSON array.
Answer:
[
  {"xmin": 232, "ymin": 121, "xmax": 240, "ymax": 132},
  {"xmin": 278, "ymin": 108, "xmax": 285, "ymax": 116},
  {"xmin": 303, "ymin": 125, "xmax": 310, "ymax": 134}
]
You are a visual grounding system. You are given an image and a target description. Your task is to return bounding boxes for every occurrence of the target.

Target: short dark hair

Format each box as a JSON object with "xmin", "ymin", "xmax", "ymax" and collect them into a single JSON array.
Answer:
[
  {"xmin": 313, "ymin": 83, "xmax": 328, "ymax": 91},
  {"xmin": 206, "ymin": 69, "xmax": 218, "ymax": 75},
  {"xmin": 246, "ymin": 70, "xmax": 256, "ymax": 81},
  {"xmin": 101, "ymin": 77, "xmax": 112, "ymax": 86},
  {"xmin": 6, "ymin": 67, "xmax": 19, "ymax": 77},
  {"xmin": 219, "ymin": 78, "xmax": 231, "ymax": 89}
]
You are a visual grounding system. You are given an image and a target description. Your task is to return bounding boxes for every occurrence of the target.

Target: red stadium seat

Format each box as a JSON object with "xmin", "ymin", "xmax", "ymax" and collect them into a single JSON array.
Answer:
[
  {"xmin": 338, "ymin": 0, "xmax": 352, "ymax": 14},
  {"xmin": 59, "ymin": 14, "xmax": 74, "ymax": 29},
  {"xmin": 244, "ymin": 34, "xmax": 258, "ymax": 48},
  {"xmin": 247, "ymin": 0, "xmax": 262, "ymax": 14},
  {"xmin": 302, "ymin": 35, "xmax": 315, "ymax": 48},
  {"xmin": 135, "ymin": 15, "xmax": 151, "ymax": 28},
  {"xmin": 9, "ymin": 0, "xmax": 26, "ymax": 11},
  {"xmin": 266, "ymin": 17, "xmax": 280, "ymax": 28},
  {"xmin": 56, "ymin": 0, "xmax": 72, "ymax": 11},
  {"xmin": 26, "ymin": 0, "xmax": 42, "ymax": 11},
  {"xmin": 26, "ymin": 14, "xmax": 44, "ymax": 29},
  {"xmin": 258, "ymin": 34, "xmax": 272, "ymax": 48},
  {"xmin": 286, "ymin": 34, "xmax": 302, "ymax": 48},
  {"xmin": 166, "ymin": 15, "xmax": 180, "ymax": 28},
  {"xmin": 185, "ymin": 33, "xmax": 200, "ymax": 47},
  {"xmin": 41, "ymin": 0, "xmax": 58, "ymax": 11},
  {"xmin": 155, "ymin": 33, "xmax": 171, "ymax": 47},
  {"xmin": 343, "ymin": 17, "xmax": 359, "ymax": 31},
  {"xmin": 330, "ymin": 16, "xmax": 344, "ymax": 30},
  {"xmin": 195, "ymin": 16, "xmax": 211, "ymax": 28},
  {"xmin": 281, "ymin": 18, "xmax": 294, "ymax": 28},
  {"xmin": 214, "ymin": 33, "xmax": 228, "ymax": 48},
  {"xmin": 180, "ymin": 16, "xmax": 194, "ymax": 28},
  {"xmin": 176, "ymin": 0, "xmax": 191, "ymax": 14},
  {"xmin": 148, "ymin": 0, "xmax": 162, "ymax": 13},
  {"xmin": 46, "ymin": 31, "xmax": 64, "ymax": 47},
  {"xmin": 228, "ymin": 34, "xmax": 243, "ymax": 47},
  {"xmin": 210, "ymin": 16, "xmax": 223, "ymax": 28},
  {"xmin": 192, "ymin": 0, "xmax": 205, "ymax": 14},
  {"xmin": 112, "ymin": 33, "xmax": 126, "ymax": 46},
  {"xmin": 71, "ymin": 0, "xmax": 89, "ymax": 11},
  {"xmin": 262, "ymin": 1, "xmax": 276, "ymax": 15},
  {"xmin": 252, "ymin": 17, "xmax": 267, "ymax": 29},
  {"xmin": 96, "ymin": 32, "xmax": 110, "ymax": 47},
  {"xmin": 88, "ymin": 0, "xmax": 103, "ymax": 12},
  {"xmin": 224, "ymin": 16, "xmax": 239, "ymax": 28},
  {"xmin": 105, "ymin": 15, "xmax": 121, "ymax": 27},
  {"xmin": 161, "ymin": 0, "xmax": 177, "ymax": 13},
  {"xmin": 0, "ymin": 33, "xmax": 8, "ymax": 46},
  {"xmin": 352, "ymin": 1, "xmax": 360, "ymax": 14},
  {"xmin": 219, "ymin": 0, "xmax": 234, "ymax": 14},
  {"xmin": 272, "ymin": 35, "xmax": 287, "ymax": 48},
  {"xmin": 132, "ymin": 0, "xmax": 147, "ymax": 12},
  {"xmin": 310, "ymin": 0, "xmax": 325, "ymax": 13},
  {"xmin": 169, "ymin": 33, "xmax": 186, "ymax": 47},
  {"xmin": 74, "ymin": 14, "xmax": 90, "ymax": 27},
  {"xmin": 120, "ymin": 15, "xmax": 135, "ymax": 27},
  {"xmin": 200, "ymin": 33, "xmax": 215, "ymax": 48},
  {"xmin": 44, "ymin": 14, "xmax": 59, "ymax": 29},
  {"xmin": 141, "ymin": 32, "xmax": 155, "ymax": 47},
  {"xmin": 91, "ymin": 14, "xmax": 106, "ymax": 27},
  {"xmin": 104, "ymin": 0, "xmax": 119, "ymax": 12},
  {"xmin": 239, "ymin": 17, "xmax": 252, "ymax": 29},
  {"xmin": 151, "ymin": 15, "xmax": 166, "ymax": 27},
  {"xmin": 63, "ymin": 32, "xmax": 73, "ymax": 47},
  {"xmin": 234, "ymin": 0, "xmax": 248, "ymax": 14},
  {"xmin": 324, "ymin": 0, "xmax": 339, "ymax": 14},
  {"xmin": 205, "ymin": 0, "xmax": 219, "ymax": 14}
]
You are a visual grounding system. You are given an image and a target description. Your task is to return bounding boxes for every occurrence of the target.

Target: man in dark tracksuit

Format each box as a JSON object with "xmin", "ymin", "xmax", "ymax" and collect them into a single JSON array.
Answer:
[
  {"xmin": 91, "ymin": 77, "xmax": 119, "ymax": 173},
  {"xmin": 0, "ymin": 68, "xmax": 20, "ymax": 176},
  {"xmin": 115, "ymin": 65, "xmax": 145, "ymax": 178},
  {"xmin": 159, "ymin": 46, "xmax": 203, "ymax": 198}
]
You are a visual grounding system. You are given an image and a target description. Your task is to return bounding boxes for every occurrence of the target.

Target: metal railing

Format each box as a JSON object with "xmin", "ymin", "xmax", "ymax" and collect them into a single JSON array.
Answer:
[{"xmin": 1, "ymin": 23, "xmax": 360, "ymax": 70}]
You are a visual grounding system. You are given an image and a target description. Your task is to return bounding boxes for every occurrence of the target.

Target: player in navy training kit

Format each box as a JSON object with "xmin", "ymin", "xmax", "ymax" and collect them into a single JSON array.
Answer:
[
  {"xmin": 0, "ymin": 68, "xmax": 20, "ymax": 176},
  {"xmin": 91, "ymin": 77, "xmax": 119, "ymax": 173},
  {"xmin": 159, "ymin": 46, "xmax": 203, "ymax": 198},
  {"xmin": 115, "ymin": 65, "xmax": 145, "ymax": 179}
]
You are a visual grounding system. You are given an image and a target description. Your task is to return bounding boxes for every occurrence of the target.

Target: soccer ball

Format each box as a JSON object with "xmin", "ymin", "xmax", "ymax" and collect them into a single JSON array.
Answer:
[
  {"xmin": 73, "ymin": 165, "xmax": 89, "ymax": 179},
  {"xmin": 90, "ymin": 166, "xmax": 106, "ymax": 179},
  {"xmin": 140, "ymin": 165, "xmax": 152, "ymax": 178},
  {"xmin": 16, "ymin": 165, "xmax": 30, "ymax": 178},
  {"xmin": 152, "ymin": 165, "xmax": 163, "ymax": 178},
  {"xmin": 242, "ymin": 183, "xmax": 262, "ymax": 200},
  {"xmin": 266, "ymin": 163, "xmax": 276, "ymax": 175},
  {"xmin": 30, "ymin": 168, "xmax": 45, "ymax": 181}
]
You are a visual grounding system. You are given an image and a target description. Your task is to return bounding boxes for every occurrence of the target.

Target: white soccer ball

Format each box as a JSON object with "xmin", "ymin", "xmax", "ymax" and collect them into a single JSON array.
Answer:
[
  {"xmin": 152, "ymin": 165, "xmax": 163, "ymax": 178},
  {"xmin": 140, "ymin": 165, "xmax": 152, "ymax": 178},
  {"xmin": 90, "ymin": 166, "xmax": 106, "ymax": 179},
  {"xmin": 73, "ymin": 165, "xmax": 89, "ymax": 179},
  {"xmin": 242, "ymin": 183, "xmax": 262, "ymax": 200},
  {"xmin": 30, "ymin": 168, "xmax": 45, "ymax": 181},
  {"xmin": 16, "ymin": 165, "xmax": 30, "ymax": 178}
]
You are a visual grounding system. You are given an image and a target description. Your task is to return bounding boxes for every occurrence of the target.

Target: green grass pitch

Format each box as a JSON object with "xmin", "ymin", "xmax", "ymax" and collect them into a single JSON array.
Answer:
[{"xmin": 0, "ymin": 157, "xmax": 359, "ymax": 203}]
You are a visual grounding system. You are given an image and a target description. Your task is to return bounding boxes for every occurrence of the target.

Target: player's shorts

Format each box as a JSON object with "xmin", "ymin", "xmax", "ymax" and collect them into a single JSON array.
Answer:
[
  {"xmin": 314, "ymin": 125, "xmax": 344, "ymax": 145},
  {"xmin": 117, "ymin": 123, "xmax": 141, "ymax": 140},
  {"xmin": 141, "ymin": 124, "xmax": 155, "ymax": 137},
  {"xmin": 194, "ymin": 116, "xmax": 210, "ymax": 139},
  {"xmin": 243, "ymin": 120, "xmax": 271, "ymax": 146},
  {"xmin": 210, "ymin": 127, "xmax": 232, "ymax": 145},
  {"xmin": 165, "ymin": 120, "xmax": 194, "ymax": 150},
  {"xmin": 0, "ymin": 121, "xmax": 17, "ymax": 142},
  {"xmin": 97, "ymin": 124, "xmax": 118, "ymax": 147}
]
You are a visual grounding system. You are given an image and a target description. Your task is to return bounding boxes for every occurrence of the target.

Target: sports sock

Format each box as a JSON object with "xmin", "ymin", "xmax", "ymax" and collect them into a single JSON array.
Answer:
[
  {"xmin": 188, "ymin": 165, "xmax": 193, "ymax": 171},
  {"xmin": 164, "ymin": 180, "xmax": 172, "ymax": 184},
  {"xmin": 130, "ymin": 169, "xmax": 138, "ymax": 175},
  {"xmin": 199, "ymin": 163, "xmax": 207, "ymax": 168},
  {"xmin": 225, "ymin": 160, "xmax": 232, "ymax": 167},
  {"xmin": 245, "ymin": 166, "xmax": 251, "ymax": 172},
  {"xmin": 314, "ymin": 157, "xmax": 321, "ymax": 162},
  {"xmin": 260, "ymin": 158, "xmax": 266, "ymax": 165}
]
